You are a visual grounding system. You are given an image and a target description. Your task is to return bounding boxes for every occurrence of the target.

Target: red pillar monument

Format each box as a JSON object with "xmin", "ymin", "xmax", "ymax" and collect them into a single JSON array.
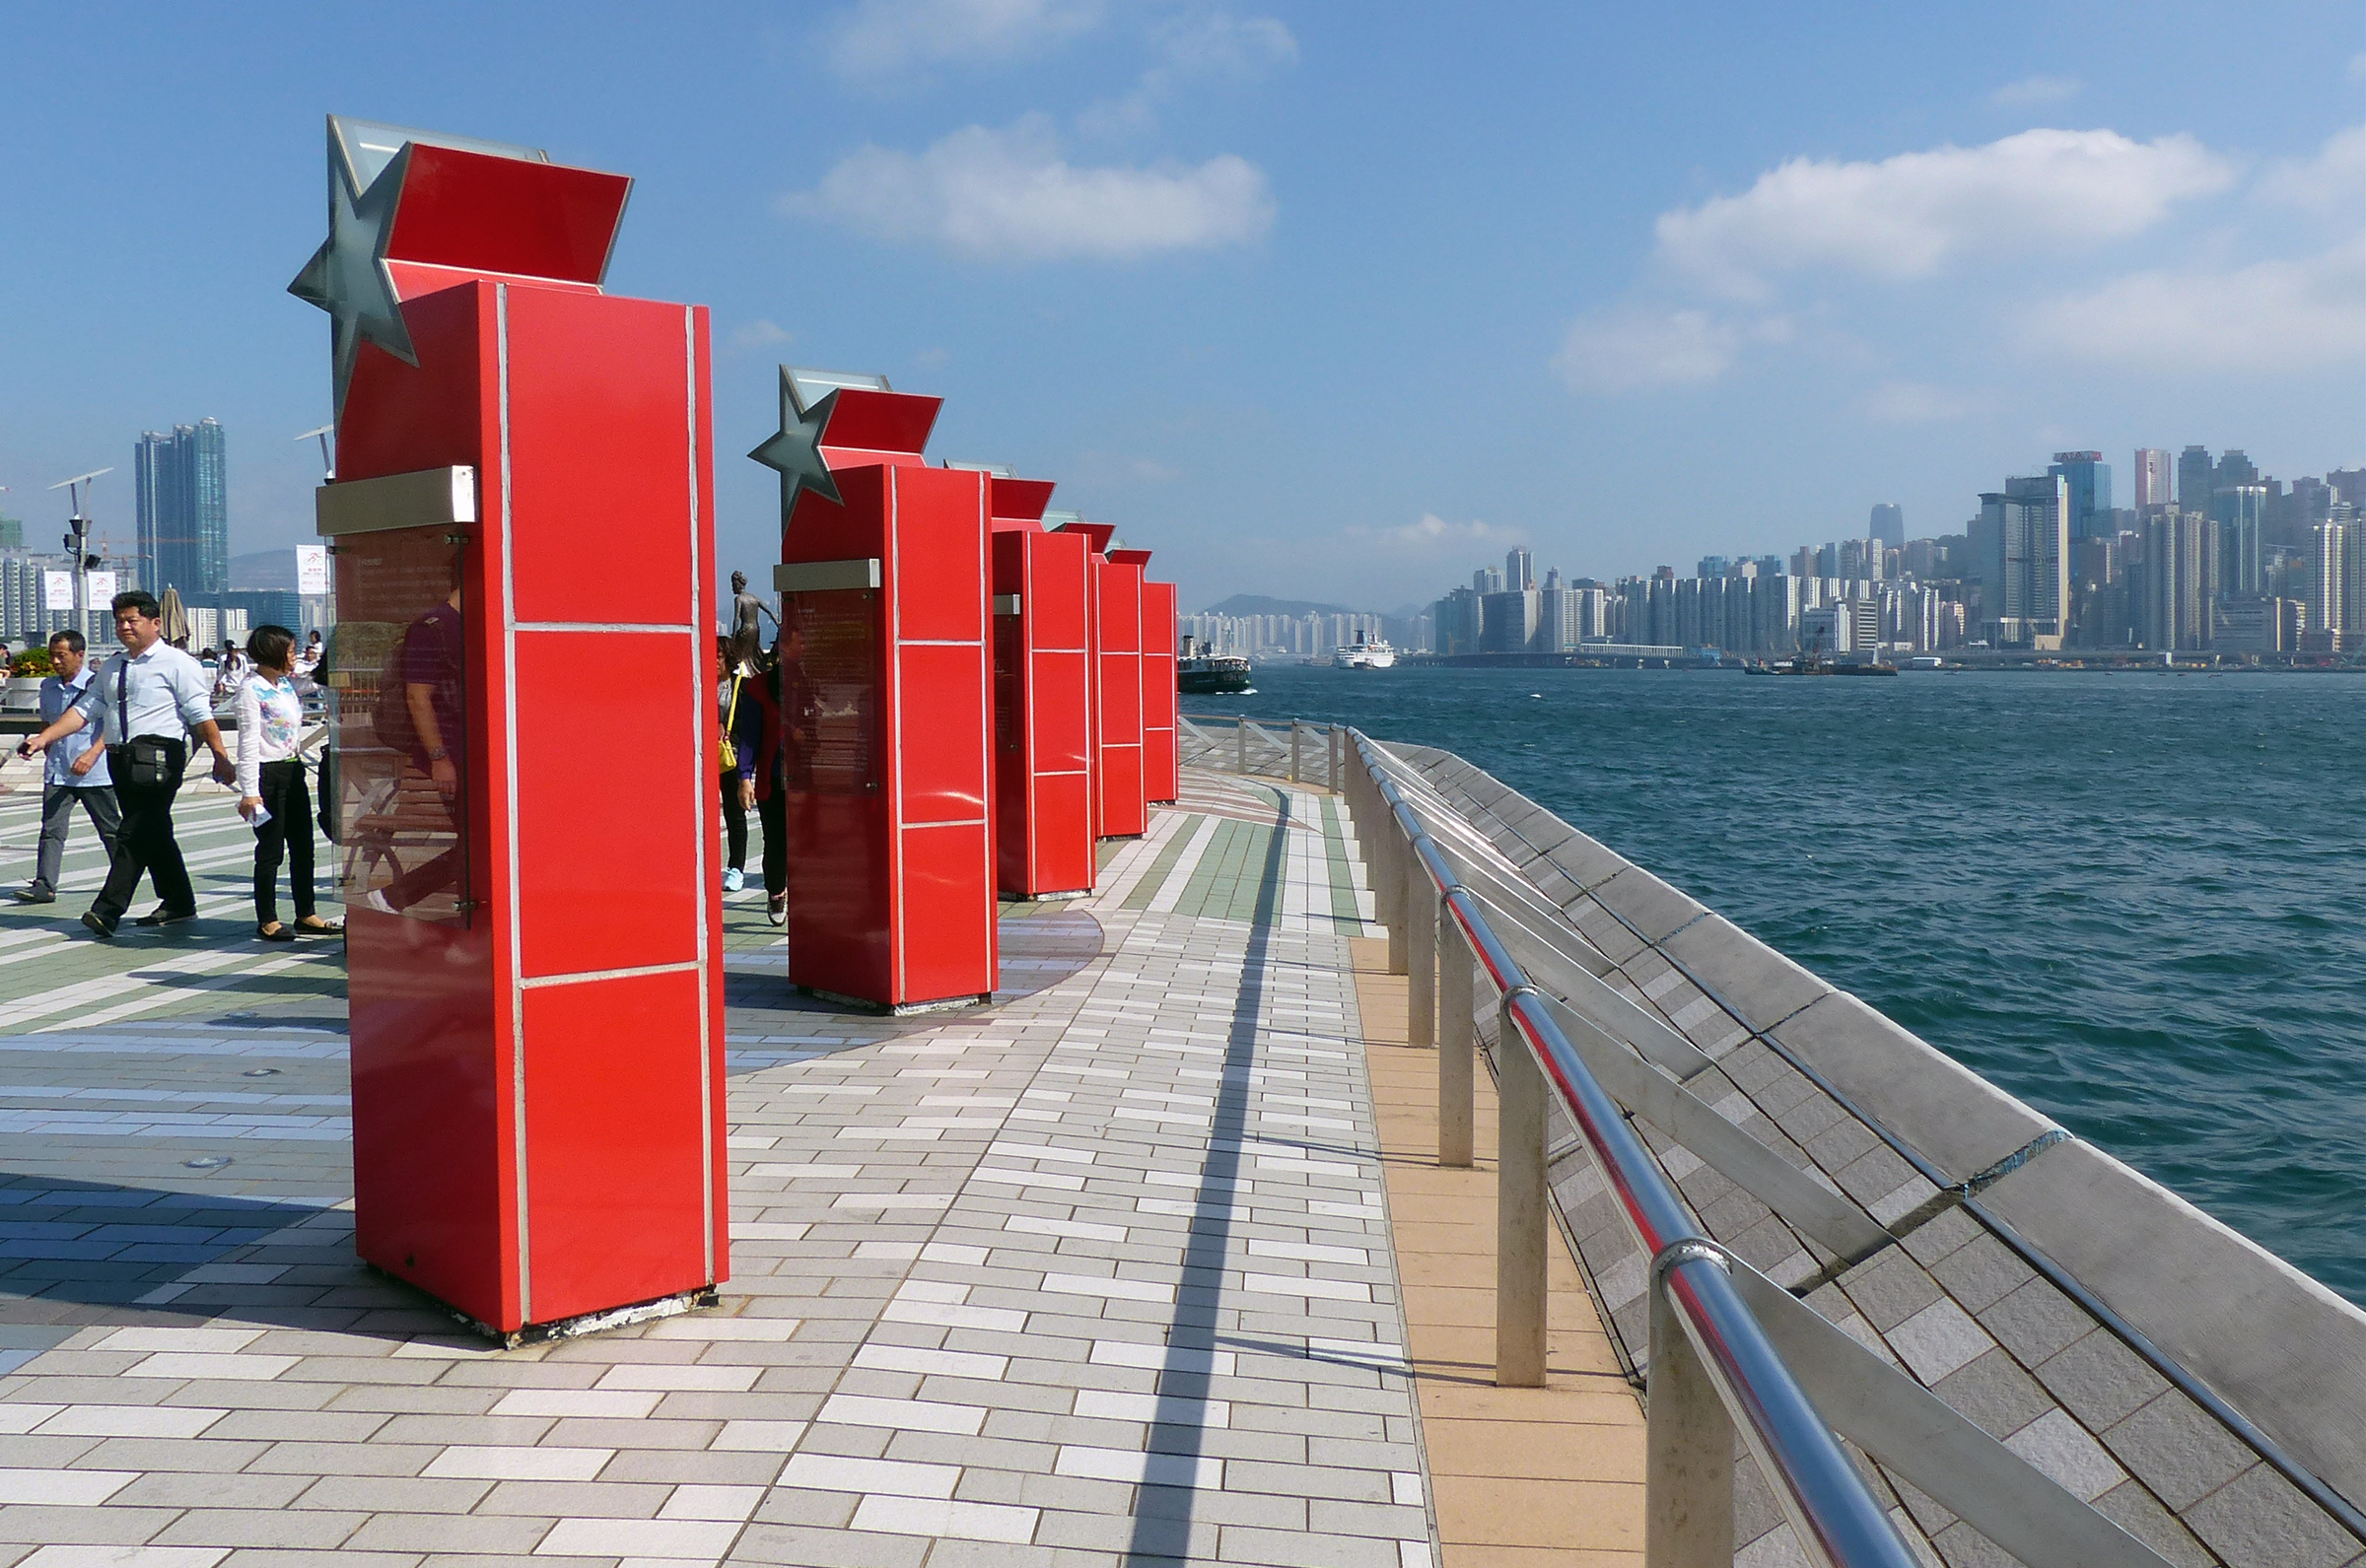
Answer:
[
  {"xmin": 1096, "ymin": 545, "xmax": 1150, "ymax": 838},
  {"xmin": 293, "ymin": 118, "xmax": 726, "ymax": 1339},
  {"xmin": 749, "ymin": 370, "xmax": 998, "ymax": 1011},
  {"xmin": 984, "ymin": 476, "xmax": 1096, "ymax": 899},
  {"xmin": 1141, "ymin": 579, "xmax": 1180, "ymax": 805}
]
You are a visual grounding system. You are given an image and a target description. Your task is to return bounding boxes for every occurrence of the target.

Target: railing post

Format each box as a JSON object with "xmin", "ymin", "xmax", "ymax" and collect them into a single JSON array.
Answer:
[
  {"xmin": 1289, "ymin": 719, "xmax": 1303, "ymax": 784},
  {"xmin": 1384, "ymin": 817, "xmax": 1409, "ymax": 977},
  {"xmin": 1235, "ymin": 714, "xmax": 1248, "ymax": 775},
  {"xmin": 1496, "ymin": 988, "xmax": 1549, "ymax": 1388},
  {"xmin": 1372, "ymin": 798, "xmax": 1402, "ymax": 939},
  {"xmin": 1646, "ymin": 1270, "xmax": 1735, "ymax": 1568},
  {"xmin": 1438, "ymin": 909, "xmax": 1475, "ymax": 1169},
  {"xmin": 1328, "ymin": 725, "xmax": 1341, "ymax": 791},
  {"xmin": 1407, "ymin": 854, "xmax": 1435, "ymax": 1050}
]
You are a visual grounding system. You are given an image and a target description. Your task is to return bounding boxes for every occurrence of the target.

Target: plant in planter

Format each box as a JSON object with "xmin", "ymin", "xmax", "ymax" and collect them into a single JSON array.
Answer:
[{"xmin": 8, "ymin": 648, "xmax": 54, "ymax": 679}]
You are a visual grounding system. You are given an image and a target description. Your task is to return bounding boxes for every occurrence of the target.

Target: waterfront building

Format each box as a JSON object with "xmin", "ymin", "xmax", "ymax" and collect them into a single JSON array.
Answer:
[
  {"xmin": 2047, "ymin": 450, "xmax": 2112, "ymax": 541},
  {"xmin": 133, "ymin": 418, "xmax": 230, "ymax": 598},
  {"xmin": 1432, "ymin": 586, "xmax": 1482, "ymax": 655},
  {"xmin": 2213, "ymin": 485, "xmax": 2267, "ymax": 597},
  {"xmin": 2216, "ymin": 596, "xmax": 2302, "ymax": 653},
  {"xmin": 1869, "ymin": 502, "xmax": 1904, "ymax": 547},
  {"xmin": 2134, "ymin": 447, "xmax": 2173, "ymax": 509},
  {"xmin": 2138, "ymin": 509, "xmax": 2215, "ymax": 650},
  {"xmin": 1480, "ymin": 587, "xmax": 1538, "ymax": 651},
  {"xmin": 2177, "ymin": 444, "xmax": 2215, "ymax": 510},
  {"xmin": 1974, "ymin": 474, "xmax": 2070, "ymax": 648},
  {"xmin": 2307, "ymin": 520, "xmax": 2361, "ymax": 645},
  {"xmin": 1504, "ymin": 547, "xmax": 1533, "ymax": 591}
]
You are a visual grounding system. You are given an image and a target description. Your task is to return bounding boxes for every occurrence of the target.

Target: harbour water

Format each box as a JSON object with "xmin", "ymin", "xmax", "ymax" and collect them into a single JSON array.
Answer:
[{"xmin": 1186, "ymin": 662, "xmax": 2366, "ymax": 1304}]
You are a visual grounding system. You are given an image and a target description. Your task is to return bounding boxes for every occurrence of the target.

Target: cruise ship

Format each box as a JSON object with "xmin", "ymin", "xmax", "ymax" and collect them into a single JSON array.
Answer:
[{"xmin": 1332, "ymin": 638, "xmax": 1398, "ymax": 669}]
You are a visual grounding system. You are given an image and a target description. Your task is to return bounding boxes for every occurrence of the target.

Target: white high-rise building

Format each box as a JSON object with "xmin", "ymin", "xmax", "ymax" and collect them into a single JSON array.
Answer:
[{"xmin": 2134, "ymin": 448, "xmax": 2173, "ymax": 510}]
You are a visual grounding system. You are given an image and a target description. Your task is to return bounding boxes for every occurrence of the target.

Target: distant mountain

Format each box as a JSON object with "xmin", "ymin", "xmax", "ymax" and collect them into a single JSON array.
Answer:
[{"xmin": 1200, "ymin": 593, "xmax": 1358, "ymax": 618}]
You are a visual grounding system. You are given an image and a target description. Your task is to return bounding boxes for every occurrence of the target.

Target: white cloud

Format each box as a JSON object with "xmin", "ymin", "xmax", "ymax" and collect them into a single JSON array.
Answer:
[
  {"xmin": 1861, "ymin": 379, "xmax": 1983, "ymax": 423},
  {"xmin": 2257, "ymin": 125, "xmax": 2366, "ymax": 212},
  {"xmin": 785, "ymin": 117, "xmax": 1275, "ymax": 260},
  {"xmin": 1653, "ymin": 129, "xmax": 2235, "ymax": 299},
  {"xmin": 730, "ymin": 318, "xmax": 793, "ymax": 350},
  {"xmin": 1349, "ymin": 513, "xmax": 1523, "ymax": 550},
  {"xmin": 1553, "ymin": 307, "xmax": 1794, "ymax": 394},
  {"xmin": 1149, "ymin": 11, "xmax": 1297, "ymax": 76},
  {"xmin": 826, "ymin": 0, "xmax": 1102, "ymax": 77},
  {"xmin": 1991, "ymin": 75, "xmax": 2082, "ymax": 106},
  {"xmin": 2016, "ymin": 240, "xmax": 2365, "ymax": 374},
  {"xmin": 1080, "ymin": 12, "xmax": 1297, "ymax": 139}
]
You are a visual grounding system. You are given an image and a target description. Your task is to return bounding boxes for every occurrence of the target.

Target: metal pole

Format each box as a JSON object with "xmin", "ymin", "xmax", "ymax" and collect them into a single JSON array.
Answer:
[
  {"xmin": 1289, "ymin": 719, "xmax": 1302, "ymax": 784},
  {"xmin": 1384, "ymin": 816, "xmax": 1409, "ymax": 976},
  {"xmin": 1439, "ymin": 911, "xmax": 1475, "ymax": 1169},
  {"xmin": 1645, "ymin": 1271, "xmax": 1735, "ymax": 1568},
  {"xmin": 1407, "ymin": 858, "xmax": 1435, "ymax": 1050},
  {"xmin": 1235, "ymin": 714, "xmax": 1248, "ymax": 775},
  {"xmin": 1496, "ymin": 986, "xmax": 1549, "ymax": 1388}
]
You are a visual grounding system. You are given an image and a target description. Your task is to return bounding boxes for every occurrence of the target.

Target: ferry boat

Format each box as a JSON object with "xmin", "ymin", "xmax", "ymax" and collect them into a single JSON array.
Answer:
[
  {"xmin": 1331, "ymin": 639, "xmax": 1398, "ymax": 670},
  {"xmin": 1177, "ymin": 638, "xmax": 1255, "ymax": 695}
]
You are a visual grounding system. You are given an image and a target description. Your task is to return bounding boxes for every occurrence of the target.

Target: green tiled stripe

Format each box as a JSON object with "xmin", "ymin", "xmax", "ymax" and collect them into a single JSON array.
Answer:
[{"xmin": 1120, "ymin": 818, "xmax": 1208, "ymax": 912}]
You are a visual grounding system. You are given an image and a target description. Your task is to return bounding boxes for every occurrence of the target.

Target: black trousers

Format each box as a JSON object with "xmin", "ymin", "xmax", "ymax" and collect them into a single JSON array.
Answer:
[
  {"xmin": 757, "ymin": 785, "xmax": 786, "ymax": 897},
  {"xmin": 91, "ymin": 737, "xmax": 191, "ymax": 926},
  {"xmin": 252, "ymin": 759, "xmax": 316, "ymax": 925},
  {"xmin": 720, "ymin": 769, "xmax": 748, "ymax": 870}
]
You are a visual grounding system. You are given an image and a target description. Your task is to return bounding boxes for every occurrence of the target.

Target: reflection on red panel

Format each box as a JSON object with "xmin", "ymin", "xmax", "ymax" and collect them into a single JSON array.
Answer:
[
  {"xmin": 513, "ymin": 632, "xmax": 702, "ymax": 978},
  {"xmin": 523, "ymin": 971, "xmax": 711, "ymax": 1322}
]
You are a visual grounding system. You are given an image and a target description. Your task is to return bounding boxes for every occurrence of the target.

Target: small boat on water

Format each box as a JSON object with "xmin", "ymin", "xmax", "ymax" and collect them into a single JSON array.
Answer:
[
  {"xmin": 1331, "ymin": 640, "xmax": 1397, "ymax": 670},
  {"xmin": 1177, "ymin": 638, "xmax": 1255, "ymax": 695}
]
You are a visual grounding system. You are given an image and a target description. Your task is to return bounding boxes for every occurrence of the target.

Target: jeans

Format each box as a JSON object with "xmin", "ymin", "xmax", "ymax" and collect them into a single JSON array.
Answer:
[
  {"xmin": 32, "ymin": 784, "xmax": 122, "ymax": 896},
  {"xmin": 90, "ymin": 737, "xmax": 191, "ymax": 926},
  {"xmin": 251, "ymin": 759, "xmax": 317, "ymax": 925}
]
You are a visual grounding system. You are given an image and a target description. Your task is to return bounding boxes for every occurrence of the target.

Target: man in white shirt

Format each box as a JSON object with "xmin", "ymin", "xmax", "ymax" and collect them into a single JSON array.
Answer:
[
  {"xmin": 19, "ymin": 590, "xmax": 236, "ymax": 938},
  {"xmin": 13, "ymin": 631, "xmax": 122, "ymax": 904}
]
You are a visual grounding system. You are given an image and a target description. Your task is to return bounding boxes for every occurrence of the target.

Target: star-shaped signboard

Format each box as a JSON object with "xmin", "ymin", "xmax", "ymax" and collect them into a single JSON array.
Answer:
[
  {"xmin": 747, "ymin": 366, "xmax": 843, "ymax": 523},
  {"xmin": 287, "ymin": 122, "xmax": 417, "ymax": 418}
]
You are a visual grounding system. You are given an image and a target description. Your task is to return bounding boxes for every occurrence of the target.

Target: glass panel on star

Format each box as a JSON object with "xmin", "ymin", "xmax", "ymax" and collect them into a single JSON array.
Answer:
[{"xmin": 323, "ymin": 525, "xmax": 471, "ymax": 925}]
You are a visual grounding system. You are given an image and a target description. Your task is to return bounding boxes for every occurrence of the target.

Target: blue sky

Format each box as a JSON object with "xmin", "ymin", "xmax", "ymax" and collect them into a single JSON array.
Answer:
[{"xmin": 2, "ymin": 1, "xmax": 2359, "ymax": 613}]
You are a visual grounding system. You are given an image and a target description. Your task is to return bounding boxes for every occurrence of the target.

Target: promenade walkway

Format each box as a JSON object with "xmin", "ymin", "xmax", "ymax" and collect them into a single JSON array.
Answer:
[{"xmin": 0, "ymin": 764, "xmax": 1645, "ymax": 1568}]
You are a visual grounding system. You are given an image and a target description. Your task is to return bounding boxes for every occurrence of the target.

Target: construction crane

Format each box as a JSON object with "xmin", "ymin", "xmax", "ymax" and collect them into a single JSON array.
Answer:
[{"xmin": 295, "ymin": 424, "xmax": 335, "ymax": 483}]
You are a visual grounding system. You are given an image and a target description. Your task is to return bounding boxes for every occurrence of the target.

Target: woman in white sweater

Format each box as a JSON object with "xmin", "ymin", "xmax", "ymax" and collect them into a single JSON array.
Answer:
[{"xmin": 236, "ymin": 625, "xmax": 339, "ymax": 940}]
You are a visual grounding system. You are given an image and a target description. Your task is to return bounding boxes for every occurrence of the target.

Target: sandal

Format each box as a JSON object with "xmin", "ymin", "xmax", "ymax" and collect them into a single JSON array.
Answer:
[
  {"xmin": 257, "ymin": 922, "xmax": 297, "ymax": 942},
  {"xmin": 293, "ymin": 918, "xmax": 344, "ymax": 935}
]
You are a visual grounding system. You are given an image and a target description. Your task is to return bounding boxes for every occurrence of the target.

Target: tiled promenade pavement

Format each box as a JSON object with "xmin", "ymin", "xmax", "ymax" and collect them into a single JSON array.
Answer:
[{"xmin": 0, "ymin": 762, "xmax": 1541, "ymax": 1568}]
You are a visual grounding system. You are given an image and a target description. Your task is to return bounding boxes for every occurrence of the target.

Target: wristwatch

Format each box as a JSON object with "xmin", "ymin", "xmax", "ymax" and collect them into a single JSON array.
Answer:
[{"xmin": 427, "ymin": 746, "xmax": 450, "ymax": 761}]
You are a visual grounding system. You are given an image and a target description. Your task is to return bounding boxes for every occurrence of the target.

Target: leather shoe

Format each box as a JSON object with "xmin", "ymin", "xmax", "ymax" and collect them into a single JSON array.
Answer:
[
  {"xmin": 133, "ymin": 907, "xmax": 198, "ymax": 927},
  {"xmin": 80, "ymin": 911, "xmax": 115, "ymax": 939}
]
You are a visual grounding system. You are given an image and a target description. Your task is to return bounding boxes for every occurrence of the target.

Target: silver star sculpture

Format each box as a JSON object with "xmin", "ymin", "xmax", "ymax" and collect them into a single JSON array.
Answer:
[
  {"xmin": 747, "ymin": 365, "xmax": 843, "ymax": 523},
  {"xmin": 287, "ymin": 125, "xmax": 417, "ymax": 417}
]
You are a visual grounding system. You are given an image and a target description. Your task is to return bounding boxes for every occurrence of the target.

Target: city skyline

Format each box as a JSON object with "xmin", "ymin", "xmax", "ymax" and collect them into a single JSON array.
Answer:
[{"xmin": 0, "ymin": 3, "xmax": 2358, "ymax": 615}]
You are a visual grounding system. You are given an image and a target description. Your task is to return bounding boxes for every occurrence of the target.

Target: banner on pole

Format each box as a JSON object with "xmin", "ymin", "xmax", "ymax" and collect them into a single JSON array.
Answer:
[
  {"xmin": 295, "ymin": 545, "xmax": 331, "ymax": 595},
  {"xmin": 42, "ymin": 572, "xmax": 73, "ymax": 611}
]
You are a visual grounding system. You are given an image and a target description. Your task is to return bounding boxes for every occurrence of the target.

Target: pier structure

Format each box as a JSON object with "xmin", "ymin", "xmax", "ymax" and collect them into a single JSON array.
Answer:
[{"xmin": 0, "ymin": 722, "xmax": 2361, "ymax": 1566}]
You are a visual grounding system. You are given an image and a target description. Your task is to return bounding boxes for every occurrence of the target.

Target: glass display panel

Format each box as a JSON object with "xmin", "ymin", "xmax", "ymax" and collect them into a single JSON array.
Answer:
[
  {"xmin": 322, "ymin": 526, "xmax": 471, "ymax": 924},
  {"xmin": 781, "ymin": 589, "xmax": 876, "ymax": 795}
]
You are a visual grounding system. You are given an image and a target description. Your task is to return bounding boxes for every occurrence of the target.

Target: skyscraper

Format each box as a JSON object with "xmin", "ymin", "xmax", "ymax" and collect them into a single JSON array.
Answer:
[
  {"xmin": 2134, "ymin": 448, "xmax": 2173, "ymax": 510},
  {"xmin": 1868, "ymin": 504, "xmax": 1904, "ymax": 547},
  {"xmin": 1976, "ymin": 475, "xmax": 2070, "ymax": 648},
  {"xmin": 2047, "ymin": 452, "xmax": 2112, "ymax": 541},
  {"xmin": 2211, "ymin": 486, "xmax": 2267, "ymax": 597},
  {"xmin": 1504, "ymin": 547, "xmax": 1533, "ymax": 591},
  {"xmin": 134, "ymin": 419, "xmax": 229, "ymax": 597},
  {"xmin": 2178, "ymin": 445, "xmax": 2215, "ymax": 511},
  {"xmin": 2141, "ymin": 511, "xmax": 2214, "ymax": 650}
]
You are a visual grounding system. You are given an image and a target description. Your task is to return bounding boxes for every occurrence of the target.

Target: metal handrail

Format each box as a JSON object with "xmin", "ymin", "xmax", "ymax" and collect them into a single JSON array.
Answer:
[
  {"xmin": 1175, "ymin": 720, "xmax": 2184, "ymax": 1566},
  {"xmin": 1364, "ymin": 747, "xmax": 1920, "ymax": 1568}
]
